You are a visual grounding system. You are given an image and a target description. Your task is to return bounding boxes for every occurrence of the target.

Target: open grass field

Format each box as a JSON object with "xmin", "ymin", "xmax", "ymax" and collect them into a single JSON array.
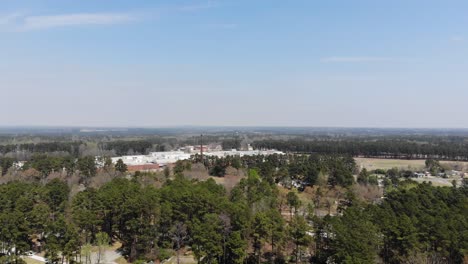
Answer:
[
  {"xmin": 355, "ymin": 158, "xmax": 427, "ymax": 171},
  {"xmin": 355, "ymin": 158, "xmax": 468, "ymax": 171}
]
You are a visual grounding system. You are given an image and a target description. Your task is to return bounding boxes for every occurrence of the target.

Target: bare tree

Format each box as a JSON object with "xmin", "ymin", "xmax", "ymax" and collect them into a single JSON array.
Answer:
[
  {"xmin": 172, "ymin": 222, "xmax": 188, "ymax": 264},
  {"xmin": 96, "ymin": 232, "xmax": 110, "ymax": 264}
]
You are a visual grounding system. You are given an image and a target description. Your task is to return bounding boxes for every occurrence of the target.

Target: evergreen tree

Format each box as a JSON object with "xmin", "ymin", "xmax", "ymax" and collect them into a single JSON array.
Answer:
[{"xmin": 115, "ymin": 158, "xmax": 128, "ymax": 173}]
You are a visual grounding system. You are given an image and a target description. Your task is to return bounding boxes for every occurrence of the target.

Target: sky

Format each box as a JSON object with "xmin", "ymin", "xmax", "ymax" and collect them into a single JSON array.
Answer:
[{"xmin": 1, "ymin": 0, "xmax": 468, "ymax": 128}]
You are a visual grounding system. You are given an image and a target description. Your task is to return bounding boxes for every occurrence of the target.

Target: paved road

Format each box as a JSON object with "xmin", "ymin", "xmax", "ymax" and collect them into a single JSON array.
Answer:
[
  {"xmin": 25, "ymin": 249, "xmax": 122, "ymax": 264},
  {"xmin": 26, "ymin": 255, "xmax": 46, "ymax": 262}
]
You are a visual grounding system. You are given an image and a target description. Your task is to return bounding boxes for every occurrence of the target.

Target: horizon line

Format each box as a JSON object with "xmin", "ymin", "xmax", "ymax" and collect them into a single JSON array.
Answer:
[{"xmin": 1, "ymin": 125, "xmax": 468, "ymax": 130}]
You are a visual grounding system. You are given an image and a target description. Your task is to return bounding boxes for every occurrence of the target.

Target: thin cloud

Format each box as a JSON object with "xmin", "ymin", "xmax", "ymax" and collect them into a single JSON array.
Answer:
[
  {"xmin": 321, "ymin": 56, "xmax": 397, "ymax": 63},
  {"xmin": 0, "ymin": 12, "xmax": 138, "ymax": 32}
]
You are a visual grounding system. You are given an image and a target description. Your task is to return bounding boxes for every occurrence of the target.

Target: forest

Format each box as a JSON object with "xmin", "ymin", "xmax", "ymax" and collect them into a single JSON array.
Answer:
[
  {"xmin": 253, "ymin": 137, "xmax": 468, "ymax": 160},
  {"xmin": 4, "ymin": 132, "xmax": 468, "ymax": 161},
  {"xmin": 0, "ymin": 152, "xmax": 467, "ymax": 264}
]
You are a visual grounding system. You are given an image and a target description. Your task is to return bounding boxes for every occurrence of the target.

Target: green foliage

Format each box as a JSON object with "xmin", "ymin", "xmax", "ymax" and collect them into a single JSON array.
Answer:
[
  {"xmin": 0, "ymin": 141, "xmax": 82, "ymax": 157},
  {"xmin": 368, "ymin": 175, "xmax": 379, "ymax": 185},
  {"xmin": 197, "ymin": 154, "xmax": 355, "ymax": 188},
  {"xmin": 425, "ymin": 158, "xmax": 445, "ymax": 175},
  {"xmin": 28, "ymin": 154, "xmax": 62, "ymax": 177},
  {"xmin": 222, "ymin": 138, "xmax": 241, "ymax": 150},
  {"xmin": 330, "ymin": 207, "xmax": 381, "ymax": 264},
  {"xmin": 77, "ymin": 156, "xmax": 97, "ymax": 184},
  {"xmin": 173, "ymin": 160, "xmax": 191, "ymax": 177},
  {"xmin": 0, "ymin": 157, "xmax": 14, "ymax": 176},
  {"xmin": 98, "ymin": 140, "xmax": 157, "ymax": 156},
  {"xmin": 157, "ymin": 248, "xmax": 173, "ymax": 261},
  {"xmin": 286, "ymin": 191, "xmax": 301, "ymax": 217},
  {"xmin": 0, "ymin": 156, "xmax": 466, "ymax": 264},
  {"xmin": 115, "ymin": 158, "xmax": 128, "ymax": 173},
  {"xmin": 191, "ymin": 213, "xmax": 223, "ymax": 262},
  {"xmin": 96, "ymin": 232, "xmax": 110, "ymax": 264},
  {"xmin": 357, "ymin": 168, "xmax": 369, "ymax": 185},
  {"xmin": 44, "ymin": 179, "xmax": 70, "ymax": 213},
  {"xmin": 226, "ymin": 231, "xmax": 247, "ymax": 264},
  {"xmin": 289, "ymin": 216, "xmax": 312, "ymax": 264},
  {"xmin": 328, "ymin": 157, "xmax": 355, "ymax": 187},
  {"xmin": 374, "ymin": 183, "xmax": 468, "ymax": 263},
  {"xmin": 163, "ymin": 166, "xmax": 170, "ymax": 178},
  {"xmin": 210, "ymin": 157, "xmax": 228, "ymax": 177},
  {"xmin": 253, "ymin": 138, "xmax": 468, "ymax": 160},
  {"xmin": 72, "ymin": 188, "xmax": 103, "ymax": 243},
  {"xmin": 373, "ymin": 168, "xmax": 387, "ymax": 175},
  {"xmin": 0, "ymin": 210, "xmax": 30, "ymax": 256}
]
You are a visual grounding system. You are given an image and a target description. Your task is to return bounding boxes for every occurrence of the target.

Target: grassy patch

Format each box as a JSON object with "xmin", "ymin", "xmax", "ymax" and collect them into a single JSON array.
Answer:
[
  {"xmin": 115, "ymin": 256, "xmax": 129, "ymax": 264},
  {"xmin": 355, "ymin": 158, "xmax": 426, "ymax": 171},
  {"xmin": 23, "ymin": 258, "xmax": 44, "ymax": 264}
]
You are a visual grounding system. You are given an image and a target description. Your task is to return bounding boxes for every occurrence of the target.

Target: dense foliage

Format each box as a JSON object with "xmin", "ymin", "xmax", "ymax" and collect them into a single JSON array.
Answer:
[
  {"xmin": 221, "ymin": 139, "xmax": 242, "ymax": 151},
  {"xmin": 98, "ymin": 140, "xmax": 165, "ymax": 156},
  {"xmin": 0, "ymin": 165, "xmax": 466, "ymax": 263},
  {"xmin": 195, "ymin": 154, "xmax": 356, "ymax": 188},
  {"xmin": 0, "ymin": 142, "xmax": 82, "ymax": 156},
  {"xmin": 373, "ymin": 183, "xmax": 468, "ymax": 263},
  {"xmin": 253, "ymin": 138, "xmax": 468, "ymax": 160}
]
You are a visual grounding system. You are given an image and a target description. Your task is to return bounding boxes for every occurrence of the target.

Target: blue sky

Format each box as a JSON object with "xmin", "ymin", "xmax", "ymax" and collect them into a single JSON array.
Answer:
[{"xmin": 1, "ymin": 0, "xmax": 468, "ymax": 127}]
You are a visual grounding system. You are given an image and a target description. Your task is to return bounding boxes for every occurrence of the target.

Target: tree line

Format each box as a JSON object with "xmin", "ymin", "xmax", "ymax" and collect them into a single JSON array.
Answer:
[
  {"xmin": 0, "ymin": 142, "xmax": 82, "ymax": 157},
  {"xmin": 98, "ymin": 140, "xmax": 166, "ymax": 156},
  {"xmin": 253, "ymin": 138, "xmax": 468, "ymax": 160}
]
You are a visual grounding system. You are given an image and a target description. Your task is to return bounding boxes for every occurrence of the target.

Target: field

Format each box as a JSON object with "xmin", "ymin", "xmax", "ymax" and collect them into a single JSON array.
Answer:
[
  {"xmin": 355, "ymin": 157, "xmax": 467, "ymax": 187},
  {"xmin": 355, "ymin": 158, "xmax": 426, "ymax": 170},
  {"xmin": 355, "ymin": 158, "xmax": 468, "ymax": 171}
]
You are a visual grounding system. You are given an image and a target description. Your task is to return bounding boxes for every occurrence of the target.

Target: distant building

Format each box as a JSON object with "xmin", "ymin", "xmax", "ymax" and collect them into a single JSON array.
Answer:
[
  {"xmin": 111, "ymin": 151, "xmax": 192, "ymax": 166},
  {"xmin": 110, "ymin": 148, "xmax": 283, "ymax": 168}
]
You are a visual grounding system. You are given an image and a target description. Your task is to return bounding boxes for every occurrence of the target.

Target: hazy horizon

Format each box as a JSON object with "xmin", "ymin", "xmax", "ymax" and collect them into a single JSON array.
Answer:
[
  {"xmin": 3, "ymin": 125, "xmax": 468, "ymax": 129},
  {"xmin": 2, "ymin": 0, "xmax": 468, "ymax": 128}
]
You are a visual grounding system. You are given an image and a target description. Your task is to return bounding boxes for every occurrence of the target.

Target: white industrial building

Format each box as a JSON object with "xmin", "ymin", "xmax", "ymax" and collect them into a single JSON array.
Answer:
[
  {"xmin": 112, "ymin": 149, "xmax": 283, "ymax": 166},
  {"xmin": 111, "ymin": 151, "xmax": 191, "ymax": 166}
]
